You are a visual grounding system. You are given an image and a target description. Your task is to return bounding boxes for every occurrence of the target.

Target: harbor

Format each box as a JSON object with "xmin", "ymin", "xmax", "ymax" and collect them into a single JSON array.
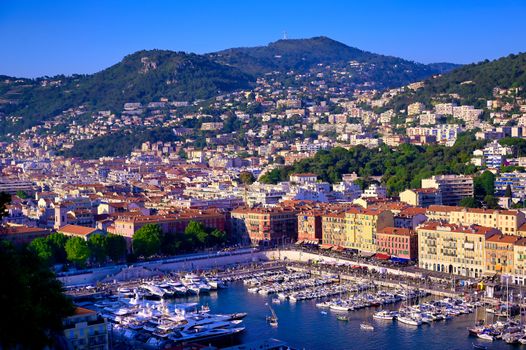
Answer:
[{"xmin": 66, "ymin": 261, "xmax": 526, "ymax": 349}]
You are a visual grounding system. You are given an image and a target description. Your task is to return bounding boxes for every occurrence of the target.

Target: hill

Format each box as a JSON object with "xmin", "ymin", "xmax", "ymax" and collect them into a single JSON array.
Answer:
[
  {"xmin": 0, "ymin": 50, "xmax": 252, "ymax": 136},
  {"xmin": 389, "ymin": 52, "xmax": 526, "ymax": 110},
  {"xmin": 0, "ymin": 36, "xmax": 459, "ymax": 138},
  {"xmin": 208, "ymin": 36, "xmax": 459, "ymax": 88}
]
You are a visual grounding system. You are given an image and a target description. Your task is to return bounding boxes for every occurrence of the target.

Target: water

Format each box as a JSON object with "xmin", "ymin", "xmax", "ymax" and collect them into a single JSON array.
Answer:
[{"xmin": 170, "ymin": 283, "xmax": 516, "ymax": 350}]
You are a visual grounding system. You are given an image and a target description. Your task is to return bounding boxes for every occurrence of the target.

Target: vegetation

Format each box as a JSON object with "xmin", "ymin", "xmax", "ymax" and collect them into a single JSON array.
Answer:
[
  {"xmin": 260, "ymin": 132, "xmax": 484, "ymax": 195},
  {"xmin": 132, "ymin": 224, "xmax": 162, "ymax": 258},
  {"xmin": 390, "ymin": 52, "xmax": 526, "ymax": 110},
  {"xmin": 0, "ymin": 50, "xmax": 252, "ymax": 137},
  {"xmin": 0, "ymin": 241, "xmax": 73, "ymax": 349},
  {"xmin": 65, "ymin": 236, "xmax": 90, "ymax": 267},
  {"xmin": 210, "ymin": 36, "xmax": 457, "ymax": 88}
]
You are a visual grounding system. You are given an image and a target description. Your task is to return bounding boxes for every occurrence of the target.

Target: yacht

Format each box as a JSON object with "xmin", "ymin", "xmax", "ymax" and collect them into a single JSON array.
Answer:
[
  {"xmin": 360, "ymin": 322, "xmax": 374, "ymax": 331},
  {"xmin": 373, "ymin": 310, "xmax": 395, "ymax": 320},
  {"xmin": 397, "ymin": 314, "xmax": 422, "ymax": 326}
]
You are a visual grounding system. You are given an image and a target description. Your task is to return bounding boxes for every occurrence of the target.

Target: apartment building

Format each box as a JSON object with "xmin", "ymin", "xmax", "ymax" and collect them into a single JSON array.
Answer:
[
  {"xmin": 110, "ymin": 209, "xmax": 226, "ymax": 238},
  {"xmin": 230, "ymin": 207, "xmax": 297, "ymax": 245},
  {"xmin": 63, "ymin": 308, "xmax": 109, "ymax": 350},
  {"xmin": 297, "ymin": 210, "xmax": 323, "ymax": 243},
  {"xmin": 485, "ymin": 233, "xmax": 519, "ymax": 275},
  {"xmin": 376, "ymin": 227, "xmax": 418, "ymax": 260},
  {"xmin": 399, "ymin": 188, "xmax": 442, "ymax": 207},
  {"xmin": 344, "ymin": 208, "xmax": 394, "ymax": 252},
  {"xmin": 321, "ymin": 212, "xmax": 347, "ymax": 246},
  {"xmin": 417, "ymin": 222, "xmax": 499, "ymax": 278},
  {"xmin": 421, "ymin": 175, "xmax": 473, "ymax": 206}
]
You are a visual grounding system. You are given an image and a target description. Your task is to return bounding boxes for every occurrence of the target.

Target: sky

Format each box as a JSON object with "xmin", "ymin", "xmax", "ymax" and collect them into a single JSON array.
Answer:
[{"xmin": 1, "ymin": 0, "xmax": 525, "ymax": 78}]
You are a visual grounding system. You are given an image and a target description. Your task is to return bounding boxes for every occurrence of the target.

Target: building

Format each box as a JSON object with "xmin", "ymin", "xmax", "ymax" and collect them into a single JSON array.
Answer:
[
  {"xmin": 297, "ymin": 210, "xmax": 323, "ymax": 243},
  {"xmin": 485, "ymin": 233, "xmax": 519, "ymax": 275},
  {"xmin": 344, "ymin": 208, "xmax": 394, "ymax": 252},
  {"xmin": 58, "ymin": 224, "xmax": 103, "ymax": 241},
  {"xmin": 289, "ymin": 173, "xmax": 317, "ymax": 185},
  {"xmin": 417, "ymin": 222, "xmax": 499, "ymax": 277},
  {"xmin": 321, "ymin": 212, "xmax": 347, "ymax": 247},
  {"xmin": 495, "ymin": 171, "xmax": 526, "ymax": 199},
  {"xmin": 230, "ymin": 207, "xmax": 298, "ymax": 245},
  {"xmin": 0, "ymin": 226, "xmax": 49, "ymax": 245},
  {"xmin": 109, "ymin": 209, "xmax": 226, "ymax": 239},
  {"xmin": 513, "ymin": 238, "xmax": 526, "ymax": 285},
  {"xmin": 449, "ymin": 208, "xmax": 525, "ymax": 235},
  {"xmin": 399, "ymin": 188, "xmax": 442, "ymax": 207},
  {"xmin": 362, "ymin": 183, "xmax": 387, "ymax": 198},
  {"xmin": 63, "ymin": 307, "xmax": 109, "ymax": 350},
  {"xmin": 0, "ymin": 178, "xmax": 37, "ymax": 195},
  {"xmin": 393, "ymin": 207, "xmax": 428, "ymax": 229},
  {"xmin": 421, "ymin": 175, "xmax": 474, "ymax": 206},
  {"xmin": 376, "ymin": 227, "xmax": 418, "ymax": 260}
]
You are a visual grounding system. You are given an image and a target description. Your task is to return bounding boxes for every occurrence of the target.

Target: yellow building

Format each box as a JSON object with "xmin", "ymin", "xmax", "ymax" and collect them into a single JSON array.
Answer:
[
  {"xmin": 63, "ymin": 307, "xmax": 109, "ymax": 350},
  {"xmin": 450, "ymin": 208, "xmax": 525, "ymax": 235},
  {"xmin": 426, "ymin": 205, "xmax": 525, "ymax": 235},
  {"xmin": 417, "ymin": 222, "xmax": 499, "ymax": 277},
  {"xmin": 513, "ymin": 238, "xmax": 526, "ymax": 285},
  {"xmin": 485, "ymin": 233, "xmax": 519, "ymax": 275},
  {"xmin": 344, "ymin": 208, "xmax": 394, "ymax": 252},
  {"xmin": 321, "ymin": 212, "xmax": 347, "ymax": 246}
]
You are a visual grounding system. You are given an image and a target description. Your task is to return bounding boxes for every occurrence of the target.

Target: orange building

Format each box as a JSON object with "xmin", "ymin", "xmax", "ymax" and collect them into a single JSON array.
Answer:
[{"xmin": 485, "ymin": 233, "xmax": 519, "ymax": 275}]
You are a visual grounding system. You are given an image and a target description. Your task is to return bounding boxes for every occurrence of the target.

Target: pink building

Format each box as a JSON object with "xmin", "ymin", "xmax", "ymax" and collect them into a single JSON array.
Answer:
[{"xmin": 376, "ymin": 227, "xmax": 418, "ymax": 260}]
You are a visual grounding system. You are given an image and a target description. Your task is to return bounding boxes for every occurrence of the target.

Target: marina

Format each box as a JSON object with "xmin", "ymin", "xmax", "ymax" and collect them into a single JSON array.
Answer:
[{"xmin": 69, "ymin": 263, "xmax": 526, "ymax": 349}]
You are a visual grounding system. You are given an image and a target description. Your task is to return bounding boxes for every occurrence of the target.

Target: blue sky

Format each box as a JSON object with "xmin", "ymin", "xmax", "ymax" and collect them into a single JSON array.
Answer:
[{"xmin": 1, "ymin": 0, "xmax": 525, "ymax": 78}]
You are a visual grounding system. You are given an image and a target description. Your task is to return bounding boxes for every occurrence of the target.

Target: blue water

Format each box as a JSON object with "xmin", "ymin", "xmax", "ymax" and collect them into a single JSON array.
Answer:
[{"xmin": 172, "ymin": 283, "xmax": 517, "ymax": 350}]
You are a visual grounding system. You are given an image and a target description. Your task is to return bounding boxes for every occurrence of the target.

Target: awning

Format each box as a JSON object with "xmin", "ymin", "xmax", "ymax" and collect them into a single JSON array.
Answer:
[
  {"xmin": 295, "ymin": 240, "xmax": 304, "ymax": 245},
  {"xmin": 375, "ymin": 253, "xmax": 391, "ymax": 260},
  {"xmin": 358, "ymin": 251, "xmax": 375, "ymax": 258},
  {"xmin": 332, "ymin": 245, "xmax": 345, "ymax": 252},
  {"xmin": 320, "ymin": 244, "xmax": 333, "ymax": 249},
  {"xmin": 390, "ymin": 256, "xmax": 409, "ymax": 263}
]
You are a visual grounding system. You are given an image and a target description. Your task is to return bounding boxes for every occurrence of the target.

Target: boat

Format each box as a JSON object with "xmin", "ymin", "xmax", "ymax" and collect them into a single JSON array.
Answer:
[
  {"xmin": 373, "ymin": 310, "xmax": 394, "ymax": 320},
  {"xmin": 397, "ymin": 314, "xmax": 422, "ymax": 326},
  {"xmin": 336, "ymin": 315, "xmax": 349, "ymax": 321},
  {"xmin": 477, "ymin": 332, "xmax": 494, "ymax": 341},
  {"xmin": 330, "ymin": 304, "xmax": 350, "ymax": 312},
  {"xmin": 360, "ymin": 322, "xmax": 374, "ymax": 331},
  {"xmin": 266, "ymin": 304, "xmax": 278, "ymax": 327},
  {"xmin": 321, "ymin": 311, "xmax": 328, "ymax": 315},
  {"xmin": 472, "ymin": 344, "xmax": 488, "ymax": 350},
  {"xmin": 272, "ymin": 298, "xmax": 281, "ymax": 305}
]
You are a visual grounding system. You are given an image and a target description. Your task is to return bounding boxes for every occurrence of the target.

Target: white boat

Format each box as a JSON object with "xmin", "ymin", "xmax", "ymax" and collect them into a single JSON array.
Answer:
[
  {"xmin": 477, "ymin": 333, "xmax": 494, "ymax": 341},
  {"xmin": 330, "ymin": 304, "xmax": 350, "ymax": 312},
  {"xmin": 360, "ymin": 322, "xmax": 375, "ymax": 331},
  {"xmin": 373, "ymin": 310, "xmax": 394, "ymax": 320},
  {"xmin": 397, "ymin": 315, "xmax": 422, "ymax": 326}
]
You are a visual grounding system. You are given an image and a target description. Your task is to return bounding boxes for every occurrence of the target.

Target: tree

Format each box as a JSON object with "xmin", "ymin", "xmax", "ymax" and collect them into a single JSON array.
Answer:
[
  {"xmin": 106, "ymin": 234, "xmax": 127, "ymax": 262},
  {"xmin": 0, "ymin": 192, "xmax": 10, "ymax": 219},
  {"xmin": 15, "ymin": 190, "xmax": 28, "ymax": 199},
  {"xmin": 184, "ymin": 221, "xmax": 209, "ymax": 248},
  {"xmin": 484, "ymin": 195, "xmax": 500, "ymax": 209},
  {"xmin": 474, "ymin": 171, "xmax": 495, "ymax": 198},
  {"xmin": 65, "ymin": 237, "xmax": 90, "ymax": 267},
  {"xmin": 88, "ymin": 234, "xmax": 107, "ymax": 264},
  {"xmin": 28, "ymin": 237, "xmax": 54, "ymax": 265},
  {"xmin": 210, "ymin": 229, "xmax": 227, "ymax": 246},
  {"xmin": 46, "ymin": 232, "xmax": 68, "ymax": 263},
  {"xmin": 459, "ymin": 197, "xmax": 481, "ymax": 208},
  {"xmin": 0, "ymin": 241, "xmax": 74, "ymax": 349},
  {"xmin": 133, "ymin": 224, "xmax": 162, "ymax": 258},
  {"xmin": 239, "ymin": 171, "xmax": 255, "ymax": 185},
  {"xmin": 505, "ymin": 184, "xmax": 513, "ymax": 198}
]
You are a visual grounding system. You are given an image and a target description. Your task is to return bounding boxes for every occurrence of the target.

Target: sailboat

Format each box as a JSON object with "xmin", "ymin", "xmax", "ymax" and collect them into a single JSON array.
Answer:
[
  {"xmin": 360, "ymin": 282, "xmax": 375, "ymax": 330},
  {"xmin": 266, "ymin": 304, "xmax": 278, "ymax": 327}
]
